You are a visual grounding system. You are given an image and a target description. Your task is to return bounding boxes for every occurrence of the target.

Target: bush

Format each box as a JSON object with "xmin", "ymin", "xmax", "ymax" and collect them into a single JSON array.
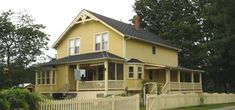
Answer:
[{"xmin": 0, "ymin": 88, "xmax": 42, "ymax": 110}]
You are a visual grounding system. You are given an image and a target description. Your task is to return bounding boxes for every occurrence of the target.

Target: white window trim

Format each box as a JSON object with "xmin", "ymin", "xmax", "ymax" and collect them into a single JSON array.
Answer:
[
  {"xmin": 68, "ymin": 37, "xmax": 80, "ymax": 56},
  {"xmin": 93, "ymin": 31, "xmax": 109, "ymax": 52},
  {"xmin": 128, "ymin": 66, "xmax": 134, "ymax": 79}
]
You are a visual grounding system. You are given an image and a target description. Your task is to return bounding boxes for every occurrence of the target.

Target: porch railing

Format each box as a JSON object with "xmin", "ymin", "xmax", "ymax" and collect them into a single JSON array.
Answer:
[
  {"xmin": 77, "ymin": 80, "xmax": 124, "ymax": 91},
  {"xmin": 78, "ymin": 81, "xmax": 105, "ymax": 90},
  {"xmin": 108, "ymin": 80, "xmax": 125, "ymax": 89},
  {"xmin": 170, "ymin": 82, "xmax": 202, "ymax": 91},
  {"xmin": 161, "ymin": 81, "xmax": 169, "ymax": 94},
  {"xmin": 194, "ymin": 83, "xmax": 202, "ymax": 90}
]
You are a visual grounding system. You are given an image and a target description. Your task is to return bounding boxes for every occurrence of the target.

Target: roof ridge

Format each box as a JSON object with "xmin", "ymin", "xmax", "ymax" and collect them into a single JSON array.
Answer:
[
  {"xmin": 85, "ymin": 9, "xmax": 180, "ymax": 51},
  {"xmin": 85, "ymin": 9, "xmax": 133, "ymax": 27}
]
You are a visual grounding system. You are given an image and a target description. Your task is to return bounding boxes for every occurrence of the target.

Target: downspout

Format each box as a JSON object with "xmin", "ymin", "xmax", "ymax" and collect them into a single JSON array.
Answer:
[
  {"xmin": 123, "ymin": 35, "xmax": 131, "ymax": 92},
  {"xmin": 123, "ymin": 35, "xmax": 131, "ymax": 59}
]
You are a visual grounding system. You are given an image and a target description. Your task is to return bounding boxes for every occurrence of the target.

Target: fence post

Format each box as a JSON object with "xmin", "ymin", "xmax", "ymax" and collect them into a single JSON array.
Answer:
[
  {"xmin": 144, "ymin": 86, "xmax": 146, "ymax": 105},
  {"xmin": 146, "ymin": 94, "xmax": 149, "ymax": 110},
  {"xmin": 136, "ymin": 94, "xmax": 140, "ymax": 110},
  {"xmin": 112, "ymin": 95, "xmax": 115, "ymax": 110}
]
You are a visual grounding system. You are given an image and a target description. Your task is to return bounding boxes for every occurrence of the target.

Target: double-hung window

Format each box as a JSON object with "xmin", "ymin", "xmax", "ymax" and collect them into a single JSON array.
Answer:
[
  {"xmin": 95, "ymin": 32, "xmax": 108, "ymax": 51},
  {"xmin": 138, "ymin": 67, "xmax": 142, "ymax": 79},
  {"xmin": 128, "ymin": 66, "xmax": 134, "ymax": 78},
  {"xmin": 69, "ymin": 38, "xmax": 80, "ymax": 55}
]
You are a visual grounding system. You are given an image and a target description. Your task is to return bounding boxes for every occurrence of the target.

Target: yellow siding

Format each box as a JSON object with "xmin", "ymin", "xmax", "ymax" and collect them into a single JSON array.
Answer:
[
  {"xmin": 126, "ymin": 39, "xmax": 178, "ymax": 67},
  {"xmin": 36, "ymin": 85, "xmax": 56, "ymax": 93},
  {"xmin": 56, "ymin": 65, "xmax": 67, "ymax": 92},
  {"xmin": 126, "ymin": 64, "xmax": 143, "ymax": 90},
  {"xmin": 36, "ymin": 65, "xmax": 67, "ymax": 93},
  {"xmin": 56, "ymin": 20, "xmax": 124, "ymax": 59}
]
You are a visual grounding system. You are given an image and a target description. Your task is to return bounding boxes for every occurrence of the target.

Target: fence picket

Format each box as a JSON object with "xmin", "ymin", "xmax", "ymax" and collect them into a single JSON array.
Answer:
[
  {"xmin": 39, "ymin": 94, "xmax": 139, "ymax": 110},
  {"xmin": 146, "ymin": 93, "xmax": 235, "ymax": 110}
]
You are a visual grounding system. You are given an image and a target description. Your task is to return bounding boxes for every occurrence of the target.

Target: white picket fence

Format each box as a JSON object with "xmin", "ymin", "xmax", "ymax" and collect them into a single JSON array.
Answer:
[
  {"xmin": 38, "ymin": 94, "xmax": 139, "ymax": 110},
  {"xmin": 146, "ymin": 93, "xmax": 235, "ymax": 110}
]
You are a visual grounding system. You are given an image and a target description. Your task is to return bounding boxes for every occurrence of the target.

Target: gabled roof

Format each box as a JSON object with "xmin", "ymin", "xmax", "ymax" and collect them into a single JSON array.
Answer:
[
  {"xmin": 127, "ymin": 58, "xmax": 143, "ymax": 63},
  {"xmin": 52, "ymin": 9, "xmax": 180, "ymax": 51},
  {"xmin": 40, "ymin": 51, "xmax": 125, "ymax": 66}
]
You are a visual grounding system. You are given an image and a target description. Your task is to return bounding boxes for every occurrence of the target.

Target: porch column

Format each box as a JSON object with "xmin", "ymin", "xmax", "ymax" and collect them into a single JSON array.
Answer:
[
  {"xmin": 76, "ymin": 64, "xmax": 80, "ymax": 91},
  {"xmin": 166, "ymin": 69, "xmax": 171, "ymax": 92},
  {"xmin": 104, "ymin": 60, "xmax": 109, "ymax": 95},
  {"xmin": 191, "ymin": 72, "xmax": 194, "ymax": 92},
  {"xmin": 50, "ymin": 70, "xmax": 53, "ymax": 91},
  {"xmin": 123, "ymin": 63, "xmax": 127, "ymax": 90},
  {"xmin": 199, "ymin": 73, "xmax": 202, "ymax": 92},
  {"xmin": 115, "ymin": 63, "xmax": 117, "ymax": 80},
  {"xmin": 177, "ymin": 71, "xmax": 181, "ymax": 91}
]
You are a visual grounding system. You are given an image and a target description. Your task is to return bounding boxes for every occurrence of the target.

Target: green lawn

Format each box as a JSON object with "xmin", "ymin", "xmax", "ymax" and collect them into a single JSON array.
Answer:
[
  {"xmin": 171, "ymin": 103, "xmax": 235, "ymax": 110},
  {"xmin": 140, "ymin": 103, "xmax": 235, "ymax": 110}
]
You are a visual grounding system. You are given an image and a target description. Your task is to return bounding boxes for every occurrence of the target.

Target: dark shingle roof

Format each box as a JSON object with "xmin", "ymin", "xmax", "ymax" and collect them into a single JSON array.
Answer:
[
  {"xmin": 40, "ymin": 51, "xmax": 124, "ymax": 66},
  {"xmin": 127, "ymin": 58, "xmax": 143, "ymax": 63},
  {"xmin": 86, "ymin": 10, "xmax": 179, "ymax": 50}
]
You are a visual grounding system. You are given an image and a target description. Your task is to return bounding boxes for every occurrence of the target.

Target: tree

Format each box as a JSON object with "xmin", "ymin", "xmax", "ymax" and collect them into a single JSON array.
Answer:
[
  {"xmin": 133, "ymin": 0, "xmax": 207, "ymax": 69},
  {"xmin": 202, "ymin": 0, "xmax": 235, "ymax": 92},
  {"xmin": 0, "ymin": 10, "xmax": 49, "ymax": 87}
]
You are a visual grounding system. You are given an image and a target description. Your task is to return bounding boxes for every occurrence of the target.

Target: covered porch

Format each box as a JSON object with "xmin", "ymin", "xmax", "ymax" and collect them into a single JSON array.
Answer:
[
  {"xmin": 145, "ymin": 64, "xmax": 203, "ymax": 94},
  {"xmin": 35, "ymin": 51, "xmax": 126, "ymax": 95},
  {"xmin": 68, "ymin": 60, "xmax": 125, "ymax": 91}
]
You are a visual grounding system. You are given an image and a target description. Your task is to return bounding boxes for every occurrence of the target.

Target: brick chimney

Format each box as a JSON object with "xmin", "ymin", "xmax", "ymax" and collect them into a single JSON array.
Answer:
[{"xmin": 132, "ymin": 15, "xmax": 141, "ymax": 30}]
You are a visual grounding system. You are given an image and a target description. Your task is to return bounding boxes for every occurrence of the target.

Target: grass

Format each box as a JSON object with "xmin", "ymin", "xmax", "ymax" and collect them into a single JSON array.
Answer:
[
  {"xmin": 140, "ymin": 106, "xmax": 145, "ymax": 110},
  {"xmin": 171, "ymin": 103, "xmax": 235, "ymax": 110},
  {"xmin": 140, "ymin": 103, "xmax": 235, "ymax": 110}
]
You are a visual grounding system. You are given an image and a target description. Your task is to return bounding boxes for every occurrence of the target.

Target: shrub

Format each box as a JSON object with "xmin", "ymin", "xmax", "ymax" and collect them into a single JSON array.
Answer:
[{"xmin": 0, "ymin": 88, "xmax": 42, "ymax": 110}]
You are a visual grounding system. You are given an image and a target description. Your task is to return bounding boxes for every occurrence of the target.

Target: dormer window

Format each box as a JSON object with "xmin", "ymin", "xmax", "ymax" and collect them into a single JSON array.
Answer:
[
  {"xmin": 69, "ymin": 38, "xmax": 80, "ymax": 55},
  {"xmin": 95, "ymin": 32, "xmax": 108, "ymax": 51}
]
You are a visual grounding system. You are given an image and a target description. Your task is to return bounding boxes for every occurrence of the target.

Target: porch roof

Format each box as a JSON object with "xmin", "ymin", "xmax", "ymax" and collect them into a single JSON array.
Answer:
[
  {"xmin": 40, "ymin": 51, "xmax": 125, "ymax": 66},
  {"xmin": 176, "ymin": 66, "xmax": 204, "ymax": 73},
  {"xmin": 144, "ymin": 63, "xmax": 204, "ymax": 73}
]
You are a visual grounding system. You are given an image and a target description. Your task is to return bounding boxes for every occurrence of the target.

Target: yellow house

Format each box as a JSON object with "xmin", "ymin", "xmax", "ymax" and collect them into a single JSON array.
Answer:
[{"xmin": 35, "ymin": 9, "xmax": 203, "ymax": 99}]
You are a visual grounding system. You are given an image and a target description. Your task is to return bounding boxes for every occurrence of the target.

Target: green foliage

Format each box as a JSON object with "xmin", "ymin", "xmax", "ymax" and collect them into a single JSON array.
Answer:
[
  {"xmin": 0, "ymin": 10, "xmax": 49, "ymax": 88},
  {"xmin": 0, "ymin": 88, "xmax": 43, "ymax": 110},
  {"xmin": 200, "ymin": 0, "xmax": 235, "ymax": 92},
  {"xmin": 134, "ymin": 0, "xmax": 207, "ymax": 68}
]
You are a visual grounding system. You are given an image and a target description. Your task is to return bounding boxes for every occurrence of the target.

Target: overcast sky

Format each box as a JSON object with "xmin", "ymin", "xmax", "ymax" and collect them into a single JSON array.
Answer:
[{"xmin": 0, "ymin": 0, "xmax": 136, "ymax": 57}]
